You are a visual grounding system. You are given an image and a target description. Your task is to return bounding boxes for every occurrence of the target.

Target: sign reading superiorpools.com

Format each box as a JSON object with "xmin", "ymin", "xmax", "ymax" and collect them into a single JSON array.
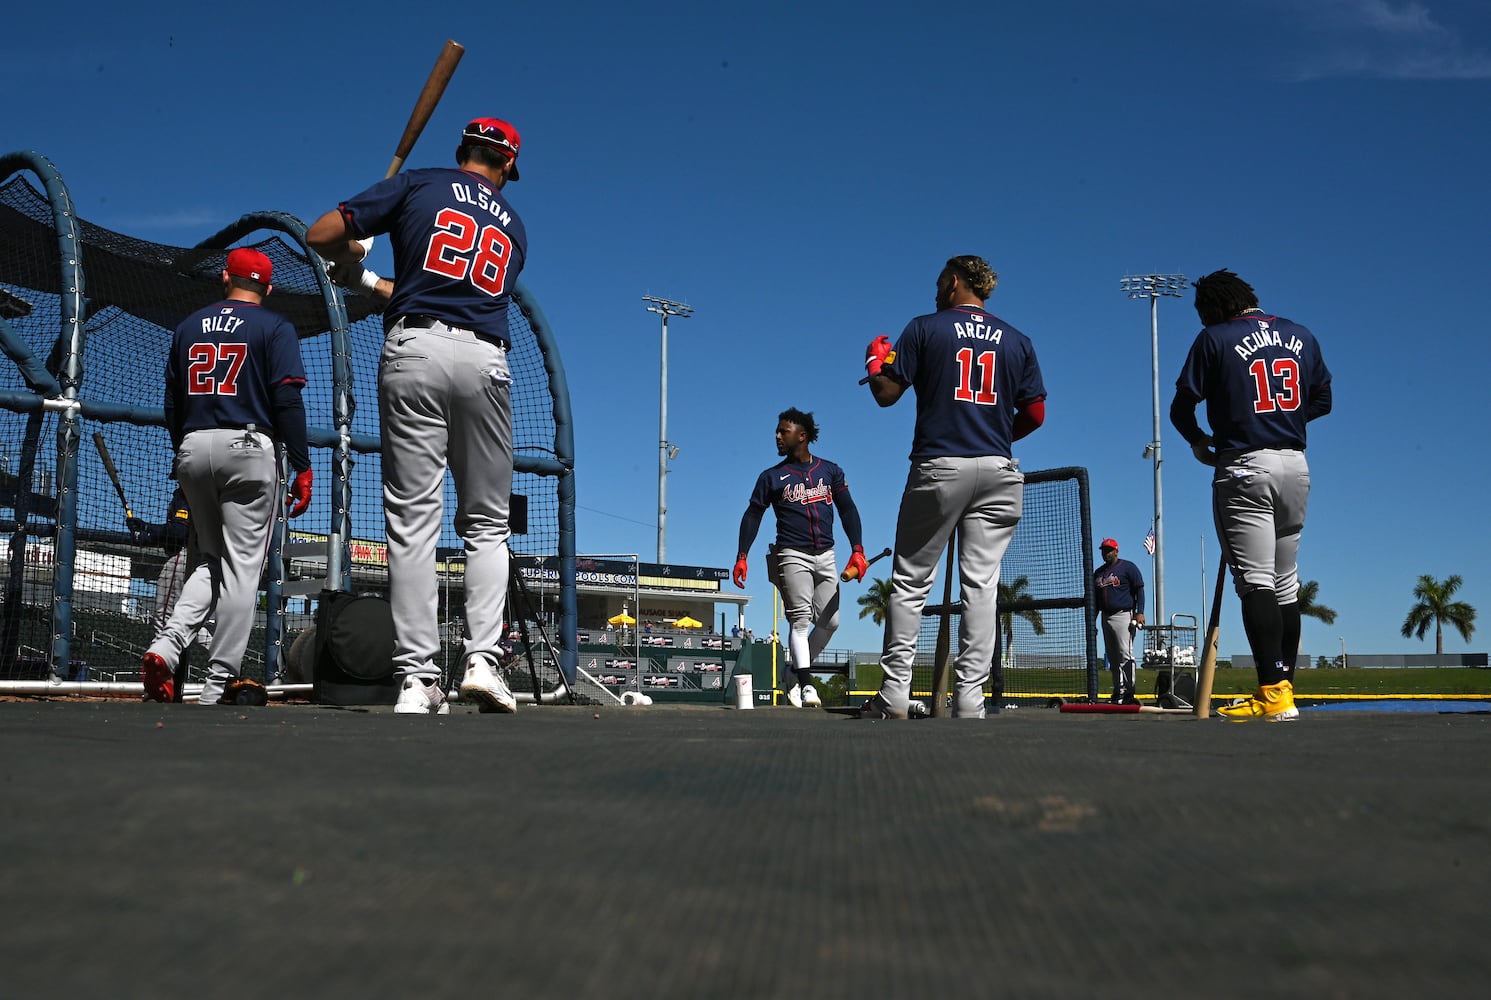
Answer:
[{"xmin": 516, "ymin": 556, "xmax": 730, "ymax": 590}]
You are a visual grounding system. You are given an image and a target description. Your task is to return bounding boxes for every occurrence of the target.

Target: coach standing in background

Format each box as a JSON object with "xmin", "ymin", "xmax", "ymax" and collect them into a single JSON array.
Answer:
[
  {"xmin": 1170, "ymin": 269, "xmax": 1331, "ymax": 722},
  {"xmin": 306, "ymin": 116, "xmax": 528, "ymax": 717},
  {"xmin": 860, "ymin": 255, "xmax": 1047, "ymax": 719},
  {"xmin": 140, "ymin": 248, "xmax": 312, "ymax": 705},
  {"xmin": 1093, "ymin": 538, "xmax": 1145, "ymax": 705}
]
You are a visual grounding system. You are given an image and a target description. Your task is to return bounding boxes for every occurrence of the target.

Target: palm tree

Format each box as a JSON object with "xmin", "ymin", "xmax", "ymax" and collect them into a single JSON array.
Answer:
[
  {"xmin": 1401, "ymin": 574, "xmax": 1477, "ymax": 656},
  {"xmin": 857, "ymin": 576, "xmax": 893, "ymax": 625},
  {"xmin": 1297, "ymin": 580, "xmax": 1337, "ymax": 625},
  {"xmin": 997, "ymin": 575, "xmax": 1044, "ymax": 665}
]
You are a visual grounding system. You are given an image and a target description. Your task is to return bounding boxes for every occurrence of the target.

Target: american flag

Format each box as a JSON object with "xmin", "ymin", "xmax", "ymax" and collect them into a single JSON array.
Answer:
[{"xmin": 1143, "ymin": 526, "xmax": 1156, "ymax": 555}]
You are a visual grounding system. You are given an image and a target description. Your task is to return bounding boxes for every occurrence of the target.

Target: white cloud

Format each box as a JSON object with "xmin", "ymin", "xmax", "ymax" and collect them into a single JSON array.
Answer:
[{"xmin": 1288, "ymin": 0, "xmax": 1491, "ymax": 79}]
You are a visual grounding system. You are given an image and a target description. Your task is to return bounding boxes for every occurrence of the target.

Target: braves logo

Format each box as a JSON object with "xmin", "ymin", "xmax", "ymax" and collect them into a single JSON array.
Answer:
[{"xmin": 783, "ymin": 481, "xmax": 832, "ymax": 506}]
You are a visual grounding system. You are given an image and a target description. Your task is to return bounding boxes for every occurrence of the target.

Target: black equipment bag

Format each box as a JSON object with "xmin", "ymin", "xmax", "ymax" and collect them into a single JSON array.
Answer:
[{"xmin": 312, "ymin": 591, "xmax": 398, "ymax": 706}]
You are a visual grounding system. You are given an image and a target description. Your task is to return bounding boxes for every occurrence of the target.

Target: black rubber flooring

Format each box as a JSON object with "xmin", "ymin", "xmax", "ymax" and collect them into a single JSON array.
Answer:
[{"xmin": 3, "ymin": 700, "xmax": 1487, "ymax": 998}]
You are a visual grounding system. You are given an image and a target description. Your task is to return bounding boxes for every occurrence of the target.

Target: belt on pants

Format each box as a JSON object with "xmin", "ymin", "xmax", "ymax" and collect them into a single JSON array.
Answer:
[{"xmin": 395, "ymin": 314, "xmax": 510, "ymax": 348}]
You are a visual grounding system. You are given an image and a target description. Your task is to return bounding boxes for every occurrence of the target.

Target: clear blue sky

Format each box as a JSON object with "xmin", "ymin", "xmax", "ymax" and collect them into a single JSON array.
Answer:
[{"xmin": 4, "ymin": 0, "xmax": 1487, "ymax": 662}]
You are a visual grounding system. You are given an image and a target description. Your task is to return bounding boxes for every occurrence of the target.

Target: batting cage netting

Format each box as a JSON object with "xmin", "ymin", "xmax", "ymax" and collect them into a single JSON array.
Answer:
[
  {"xmin": 0, "ymin": 151, "xmax": 580, "ymax": 699},
  {"xmin": 911, "ymin": 466, "xmax": 1099, "ymax": 708}
]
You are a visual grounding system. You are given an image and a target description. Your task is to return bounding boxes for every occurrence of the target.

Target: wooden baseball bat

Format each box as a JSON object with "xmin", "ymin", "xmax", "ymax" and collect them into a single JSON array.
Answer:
[
  {"xmin": 1194, "ymin": 557, "xmax": 1228, "ymax": 718},
  {"xmin": 91, "ymin": 430, "xmax": 133, "ymax": 521},
  {"xmin": 841, "ymin": 546, "xmax": 891, "ymax": 582},
  {"xmin": 930, "ymin": 534, "xmax": 955, "ymax": 718},
  {"xmin": 385, "ymin": 40, "xmax": 465, "ymax": 180},
  {"xmin": 1060, "ymin": 703, "xmax": 1193, "ymax": 716}
]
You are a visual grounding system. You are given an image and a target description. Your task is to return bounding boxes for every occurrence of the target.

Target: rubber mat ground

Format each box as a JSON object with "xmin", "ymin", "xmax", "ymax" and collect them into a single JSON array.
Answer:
[{"xmin": 3, "ymin": 700, "xmax": 1486, "ymax": 998}]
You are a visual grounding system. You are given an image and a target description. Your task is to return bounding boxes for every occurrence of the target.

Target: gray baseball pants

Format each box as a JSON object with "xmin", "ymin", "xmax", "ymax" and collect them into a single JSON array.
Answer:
[
  {"xmin": 380, "ymin": 318, "xmax": 513, "ymax": 682},
  {"xmin": 154, "ymin": 548, "xmax": 213, "ymax": 656},
  {"xmin": 774, "ymin": 547, "xmax": 840, "ymax": 677},
  {"xmin": 1101, "ymin": 610, "xmax": 1135, "ymax": 698},
  {"xmin": 879, "ymin": 456, "xmax": 1023, "ymax": 718},
  {"xmin": 1213, "ymin": 449, "xmax": 1310, "ymax": 602},
  {"xmin": 148, "ymin": 428, "xmax": 275, "ymax": 695}
]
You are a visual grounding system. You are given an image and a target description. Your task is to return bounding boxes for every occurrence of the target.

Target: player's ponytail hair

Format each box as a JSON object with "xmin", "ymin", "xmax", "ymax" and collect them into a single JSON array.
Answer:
[
  {"xmin": 778, "ymin": 407, "xmax": 819, "ymax": 443},
  {"xmin": 945, "ymin": 256, "xmax": 998, "ymax": 300},
  {"xmin": 1193, "ymin": 269, "xmax": 1259, "ymax": 326}
]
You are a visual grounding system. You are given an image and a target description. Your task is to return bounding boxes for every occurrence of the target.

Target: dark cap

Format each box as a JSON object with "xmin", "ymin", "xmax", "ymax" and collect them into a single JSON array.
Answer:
[{"xmin": 462, "ymin": 117, "xmax": 521, "ymax": 180}]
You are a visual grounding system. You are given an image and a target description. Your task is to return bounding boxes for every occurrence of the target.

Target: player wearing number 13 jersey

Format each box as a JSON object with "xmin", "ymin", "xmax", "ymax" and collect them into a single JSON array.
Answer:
[
  {"xmin": 1171, "ymin": 269, "xmax": 1332, "ymax": 722},
  {"xmin": 307, "ymin": 116, "xmax": 528, "ymax": 716},
  {"xmin": 861, "ymin": 255, "xmax": 1047, "ymax": 719}
]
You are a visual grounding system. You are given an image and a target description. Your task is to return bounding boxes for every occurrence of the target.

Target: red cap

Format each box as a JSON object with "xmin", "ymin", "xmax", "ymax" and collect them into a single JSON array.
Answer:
[
  {"xmin": 1100, "ymin": 538, "xmax": 1119, "ymax": 551},
  {"xmin": 225, "ymin": 247, "xmax": 272, "ymax": 285},
  {"xmin": 461, "ymin": 117, "xmax": 521, "ymax": 180}
]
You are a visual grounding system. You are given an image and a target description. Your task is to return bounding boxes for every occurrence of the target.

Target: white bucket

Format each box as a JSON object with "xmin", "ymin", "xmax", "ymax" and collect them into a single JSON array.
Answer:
[{"xmin": 733, "ymin": 673, "xmax": 754, "ymax": 710}]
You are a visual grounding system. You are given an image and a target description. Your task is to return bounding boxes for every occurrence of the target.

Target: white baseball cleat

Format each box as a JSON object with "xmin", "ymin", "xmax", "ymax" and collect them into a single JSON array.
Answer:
[
  {"xmin": 785, "ymin": 684, "xmax": 803, "ymax": 708},
  {"xmin": 460, "ymin": 653, "xmax": 517, "ymax": 714},
  {"xmin": 394, "ymin": 676, "xmax": 451, "ymax": 715},
  {"xmin": 801, "ymin": 684, "xmax": 822, "ymax": 708}
]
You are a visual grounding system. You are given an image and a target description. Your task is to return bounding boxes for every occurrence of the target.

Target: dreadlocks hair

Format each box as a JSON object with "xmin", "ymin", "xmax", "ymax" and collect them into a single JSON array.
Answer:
[
  {"xmin": 1193, "ymin": 269, "xmax": 1259, "ymax": 327},
  {"xmin": 945, "ymin": 256, "xmax": 999, "ymax": 300},
  {"xmin": 778, "ymin": 407, "xmax": 819, "ymax": 443}
]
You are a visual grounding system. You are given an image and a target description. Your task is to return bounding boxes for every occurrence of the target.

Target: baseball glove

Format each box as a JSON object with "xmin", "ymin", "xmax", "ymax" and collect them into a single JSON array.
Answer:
[{"xmin": 221, "ymin": 677, "xmax": 269, "ymax": 707}]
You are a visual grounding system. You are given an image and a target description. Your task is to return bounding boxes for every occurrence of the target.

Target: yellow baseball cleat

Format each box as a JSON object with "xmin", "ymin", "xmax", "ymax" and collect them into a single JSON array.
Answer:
[{"xmin": 1218, "ymin": 680, "xmax": 1299, "ymax": 722}]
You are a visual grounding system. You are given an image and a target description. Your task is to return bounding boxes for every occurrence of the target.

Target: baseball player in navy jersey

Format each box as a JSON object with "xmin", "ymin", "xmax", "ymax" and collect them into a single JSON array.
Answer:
[
  {"xmin": 1171, "ymin": 269, "xmax": 1332, "ymax": 722},
  {"xmin": 1093, "ymin": 538, "xmax": 1145, "ymax": 704},
  {"xmin": 306, "ymin": 117, "xmax": 527, "ymax": 716},
  {"xmin": 140, "ymin": 248, "xmax": 313, "ymax": 705},
  {"xmin": 733, "ymin": 408, "xmax": 867, "ymax": 708},
  {"xmin": 861, "ymin": 255, "xmax": 1046, "ymax": 719}
]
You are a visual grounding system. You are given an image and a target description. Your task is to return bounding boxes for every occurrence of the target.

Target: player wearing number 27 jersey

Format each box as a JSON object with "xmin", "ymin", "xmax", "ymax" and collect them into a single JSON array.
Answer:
[
  {"xmin": 861, "ymin": 255, "xmax": 1046, "ymax": 719},
  {"xmin": 1171, "ymin": 268, "xmax": 1332, "ymax": 722},
  {"xmin": 307, "ymin": 117, "xmax": 528, "ymax": 717}
]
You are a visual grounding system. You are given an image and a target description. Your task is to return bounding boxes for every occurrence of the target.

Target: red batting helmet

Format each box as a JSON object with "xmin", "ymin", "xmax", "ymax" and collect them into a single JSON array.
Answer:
[{"xmin": 461, "ymin": 117, "xmax": 521, "ymax": 180}]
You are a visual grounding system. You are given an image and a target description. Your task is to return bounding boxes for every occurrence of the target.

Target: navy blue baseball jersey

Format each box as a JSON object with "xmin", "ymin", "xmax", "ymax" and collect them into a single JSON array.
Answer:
[
  {"xmin": 1174, "ymin": 313, "xmax": 1331, "ymax": 454},
  {"xmin": 165, "ymin": 300, "xmax": 306, "ymax": 443},
  {"xmin": 884, "ymin": 306, "xmax": 1046, "ymax": 460},
  {"xmin": 337, "ymin": 167, "xmax": 528, "ymax": 345},
  {"xmin": 738, "ymin": 458, "xmax": 864, "ymax": 555},
  {"xmin": 1093, "ymin": 558, "xmax": 1145, "ymax": 616}
]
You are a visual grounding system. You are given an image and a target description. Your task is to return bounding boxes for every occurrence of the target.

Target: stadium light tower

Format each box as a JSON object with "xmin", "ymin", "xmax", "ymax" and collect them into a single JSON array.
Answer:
[
  {"xmin": 643, "ymin": 295, "xmax": 693, "ymax": 563},
  {"xmin": 1121, "ymin": 273, "xmax": 1188, "ymax": 632}
]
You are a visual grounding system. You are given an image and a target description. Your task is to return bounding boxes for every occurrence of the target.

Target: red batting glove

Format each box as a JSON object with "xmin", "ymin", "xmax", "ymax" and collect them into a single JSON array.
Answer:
[
  {"xmin": 864, "ymin": 335, "xmax": 893, "ymax": 377},
  {"xmin": 732, "ymin": 554, "xmax": 748, "ymax": 589},
  {"xmin": 844, "ymin": 545, "xmax": 868, "ymax": 583},
  {"xmin": 288, "ymin": 468, "xmax": 313, "ymax": 518}
]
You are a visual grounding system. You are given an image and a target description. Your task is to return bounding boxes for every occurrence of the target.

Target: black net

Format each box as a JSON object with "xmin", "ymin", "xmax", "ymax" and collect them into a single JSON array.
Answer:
[
  {"xmin": 1, "ymin": 172, "xmax": 570, "ymax": 692},
  {"xmin": 913, "ymin": 467, "xmax": 1096, "ymax": 707}
]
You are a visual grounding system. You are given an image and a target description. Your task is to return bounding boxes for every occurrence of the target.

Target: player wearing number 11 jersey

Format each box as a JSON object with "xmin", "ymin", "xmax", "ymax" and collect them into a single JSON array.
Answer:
[
  {"xmin": 861, "ymin": 255, "xmax": 1047, "ymax": 719},
  {"xmin": 1171, "ymin": 268, "xmax": 1332, "ymax": 722},
  {"xmin": 307, "ymin": 116, "xmax": 528, "ymax": 716}
]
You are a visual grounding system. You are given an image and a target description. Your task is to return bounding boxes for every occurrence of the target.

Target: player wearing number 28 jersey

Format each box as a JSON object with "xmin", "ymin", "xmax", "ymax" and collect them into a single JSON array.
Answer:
[
  {"xmin": 307, "ymin": 117, "xmax": 528, "ymax": 717},
  {"xmin": 1171, "ymin": 268, "xmax": 1332, "ymax": 722}
]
